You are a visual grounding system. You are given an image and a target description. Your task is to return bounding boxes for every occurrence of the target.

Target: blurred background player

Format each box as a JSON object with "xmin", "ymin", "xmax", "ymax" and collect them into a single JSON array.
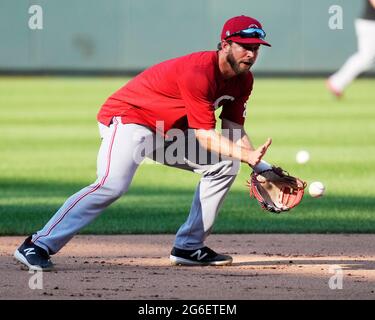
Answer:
[{"xmin": 327, "ymin": 0, "xmax": 375, "ymax": 98}]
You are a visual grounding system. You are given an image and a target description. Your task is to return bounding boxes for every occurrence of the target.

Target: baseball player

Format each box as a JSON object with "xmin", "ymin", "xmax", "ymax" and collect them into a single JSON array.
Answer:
[
  {"xmin": 15, "ymin": 15, "xmax": 274, "ymax": 270},
  {"xmin": 327, "ymin": 0, "xmax": 375, "ymax": 97}
]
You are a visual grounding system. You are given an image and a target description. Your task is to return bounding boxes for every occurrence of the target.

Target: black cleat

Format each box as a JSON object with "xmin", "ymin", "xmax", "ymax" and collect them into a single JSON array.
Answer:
[
  {"xmin": 170, "ymin": 246, "xmax": 232, "ymax": 266},
  {"xmin": 14, "ymin": 236, "xmax": 54, "ymax": 271}
]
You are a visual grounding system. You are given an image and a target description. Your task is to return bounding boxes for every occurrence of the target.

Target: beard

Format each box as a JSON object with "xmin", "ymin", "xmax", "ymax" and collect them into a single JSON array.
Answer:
[{"xmin": 226, "ymin": 50, "xmax": 252, "ymax": 75}]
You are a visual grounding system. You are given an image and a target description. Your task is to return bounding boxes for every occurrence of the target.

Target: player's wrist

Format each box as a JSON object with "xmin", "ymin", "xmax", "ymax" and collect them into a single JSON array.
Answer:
[{"xmin": 252, "ymin": 160, "xmax": 272, "ymax": 173}]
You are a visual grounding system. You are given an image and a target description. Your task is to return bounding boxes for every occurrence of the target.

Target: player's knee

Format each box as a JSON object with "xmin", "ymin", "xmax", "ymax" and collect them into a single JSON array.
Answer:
[
  {"xmin": 102, "ymin": 179, "xmax": 130, "ymax": 199},
  {"xmin": 364, "ymin": 55, "xmax": 375, "ymax": 68},
  {"xmin": 109, "ymin": 188, "xmax": 127, "ymax": 199},
  {"xmin": 230, "ymin": 160, "xmax": 241, "ymax": 176},
  {"xmin": 223, "ymin": 159, "xmax": 240, "ymax": 177},
  {"xmin": 356, "ymin": 54, "xmax": 375, "ymax": 70},
  {"xmin": 207, "ymin": 159, "xmax": 240, "ymax": 178}
]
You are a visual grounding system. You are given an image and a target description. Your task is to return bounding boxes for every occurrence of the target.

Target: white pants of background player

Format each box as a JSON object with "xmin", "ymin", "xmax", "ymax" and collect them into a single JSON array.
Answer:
[
  {"xmin": 329, "ymin": 19, "xmax": 375, "ymax": 92},
  {"xmin": 31, "ymin": 117, "xmax": 240, "ymax": 254}
]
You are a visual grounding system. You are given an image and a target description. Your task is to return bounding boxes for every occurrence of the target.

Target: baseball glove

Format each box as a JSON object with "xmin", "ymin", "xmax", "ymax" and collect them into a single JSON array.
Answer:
[{"xmin": 247, "ymin": 166, "xmax": 307, "ymax": 213}]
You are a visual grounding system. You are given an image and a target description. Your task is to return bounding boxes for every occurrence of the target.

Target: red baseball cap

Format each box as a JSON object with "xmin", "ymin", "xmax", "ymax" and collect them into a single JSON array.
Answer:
[{"xmin": 221, "ymin": 15, "xmax": 271, "ymax": 47}]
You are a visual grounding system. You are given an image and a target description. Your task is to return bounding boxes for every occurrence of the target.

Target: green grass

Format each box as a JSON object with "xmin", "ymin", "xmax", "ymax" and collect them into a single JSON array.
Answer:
[{"xmin": 1, "ymin": 77, "xmax": 375, "ymax": 235}]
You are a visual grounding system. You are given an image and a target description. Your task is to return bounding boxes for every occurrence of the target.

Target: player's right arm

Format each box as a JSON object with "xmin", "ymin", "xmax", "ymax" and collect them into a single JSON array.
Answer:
[
  {"xmin": 194, "ymin": 128, "xmax": 271, "ymax": 167},
  {"xmin": 177, "ymin": 62, "xmax": 270, "ymax": 166}
]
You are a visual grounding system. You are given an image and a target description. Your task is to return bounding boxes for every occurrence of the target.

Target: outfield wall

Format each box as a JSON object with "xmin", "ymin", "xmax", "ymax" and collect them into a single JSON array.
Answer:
[{"xmin": 1, "ymin": 0, "xmax": 372, "ymax": 75}]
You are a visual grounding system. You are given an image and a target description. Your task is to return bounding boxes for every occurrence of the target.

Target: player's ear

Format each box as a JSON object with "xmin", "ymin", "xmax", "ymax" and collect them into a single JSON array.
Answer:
[{"xmin": 220, "ymin": 40, "xmax": 231, "ymax": 52}]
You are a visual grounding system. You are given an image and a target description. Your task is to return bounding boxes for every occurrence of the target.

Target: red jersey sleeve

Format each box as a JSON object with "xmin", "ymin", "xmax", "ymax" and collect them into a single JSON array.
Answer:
[
  {"xmin": 177, "ymin": 67, "xmax": 216, "ymax": 130},
  {"xmin": 219, "ymin": 73, "xmax": 254, "ymax": 126}
]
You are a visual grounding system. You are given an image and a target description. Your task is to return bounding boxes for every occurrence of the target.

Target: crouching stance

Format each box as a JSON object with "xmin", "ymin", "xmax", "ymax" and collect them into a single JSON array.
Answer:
[{"xmin": 15, "ymin": 15, "xmax": 273, "ymax": 270}]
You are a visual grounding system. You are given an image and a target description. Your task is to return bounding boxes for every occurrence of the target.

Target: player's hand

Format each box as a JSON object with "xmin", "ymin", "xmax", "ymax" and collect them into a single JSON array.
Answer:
[
  {"xmin": 247, "ymin": 138, "xmax": 272, "ymax": 167},
  {"xmin": 259, "ymin": 167, "xmax": 299, "ymax": 189}
]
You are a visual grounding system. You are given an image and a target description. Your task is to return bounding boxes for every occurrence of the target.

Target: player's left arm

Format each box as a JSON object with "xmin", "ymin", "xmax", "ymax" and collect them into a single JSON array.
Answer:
[{"xmin": 222, "ymin": 118, "xmax": 301, "ymax": 190}]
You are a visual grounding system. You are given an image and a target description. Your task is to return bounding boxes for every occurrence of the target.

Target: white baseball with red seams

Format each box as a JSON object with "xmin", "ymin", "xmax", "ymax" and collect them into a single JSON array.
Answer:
[
  {"xmin": 308, "ymin": 181, "xmax": 325, "ymax": 198},
  {"xmin": 296, "ymin": 150, "xmax": 310, "ymax": 164}
]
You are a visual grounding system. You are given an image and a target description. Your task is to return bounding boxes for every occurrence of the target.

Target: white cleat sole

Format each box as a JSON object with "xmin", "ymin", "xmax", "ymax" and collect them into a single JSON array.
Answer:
[{"xmin": 169, "ymin": 255, "xmax": 232, "ymax": 266}]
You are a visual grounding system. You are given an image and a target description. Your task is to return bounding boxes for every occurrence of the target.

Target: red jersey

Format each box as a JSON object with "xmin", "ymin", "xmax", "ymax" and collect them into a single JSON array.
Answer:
[{"xmin": 97, "ymin": 51, "xmax": 253, "ymax": 133}]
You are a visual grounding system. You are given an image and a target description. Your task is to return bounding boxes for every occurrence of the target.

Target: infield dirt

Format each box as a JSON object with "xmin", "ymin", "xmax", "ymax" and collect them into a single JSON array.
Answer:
[{"xmin": 1, "ymin": 234, "xmax": 374, "ymax": 300}]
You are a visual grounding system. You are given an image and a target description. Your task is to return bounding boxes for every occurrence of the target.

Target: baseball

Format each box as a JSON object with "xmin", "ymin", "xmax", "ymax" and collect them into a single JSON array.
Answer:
[
  {"xmin": 296, "ymin": 150, "xmax": 310, "ymax": 164},
  {"xmin": 308, "ymin": 181, "xmax": 325, "ymax": 198}
]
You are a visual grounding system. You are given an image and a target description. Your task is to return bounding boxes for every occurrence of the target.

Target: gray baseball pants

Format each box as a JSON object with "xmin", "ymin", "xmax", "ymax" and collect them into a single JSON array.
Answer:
[{"xmin": 32, "ymin": 117, "xmax": 240, "ymax": 254}]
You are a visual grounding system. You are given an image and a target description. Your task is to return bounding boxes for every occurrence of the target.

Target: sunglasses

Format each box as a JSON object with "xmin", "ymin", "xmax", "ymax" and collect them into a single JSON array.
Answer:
[{"xmin": 225, "ymin": 27, "xmax": 266, "ymax": 40}]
